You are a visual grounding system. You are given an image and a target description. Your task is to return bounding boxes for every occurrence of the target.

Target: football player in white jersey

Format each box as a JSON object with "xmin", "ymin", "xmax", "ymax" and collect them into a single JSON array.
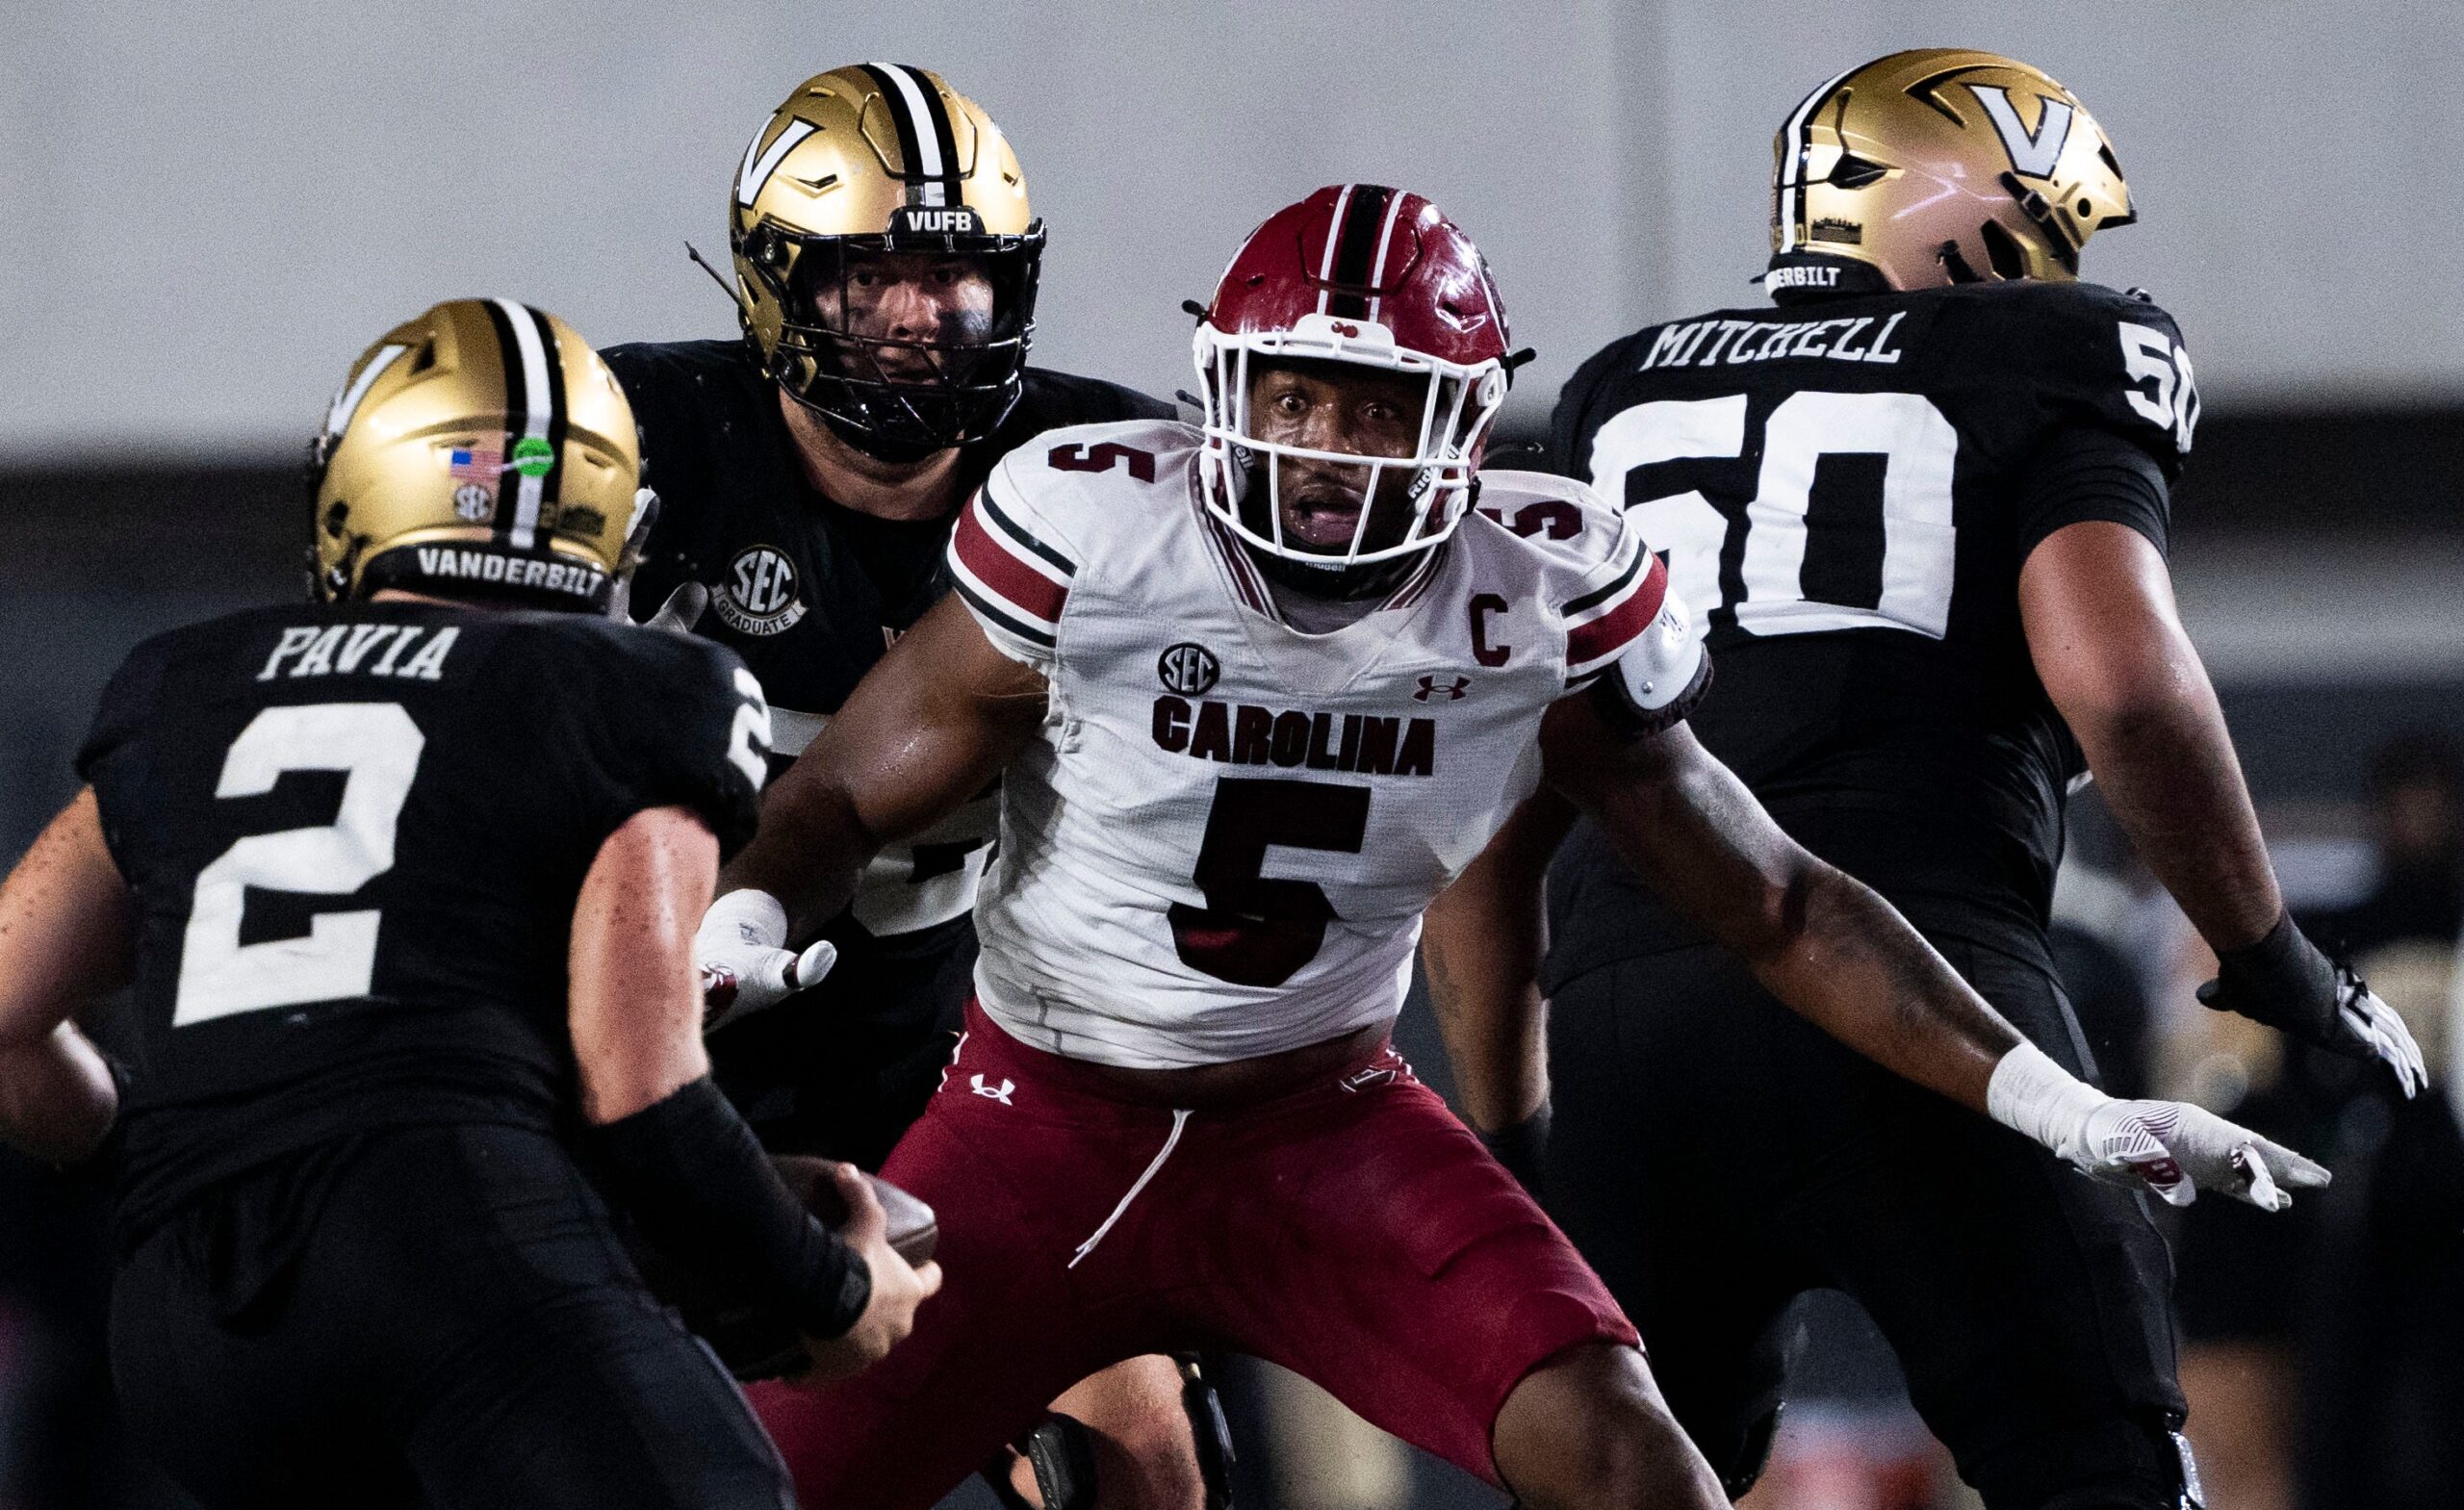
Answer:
[{"xmin": 699, "ymin": 185, "xmax": 2323, "ymax": 1510}]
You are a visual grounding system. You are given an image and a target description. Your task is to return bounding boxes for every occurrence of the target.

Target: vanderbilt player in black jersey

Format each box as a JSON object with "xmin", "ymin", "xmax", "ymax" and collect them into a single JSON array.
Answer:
[
  {"xmin": 603, "ymin": 65, "xmax": 1208, "ymax": 1510},
  {"xmin": 1424, "ymin": 50, "xmax": 2426, "ymax": 1510},
  {"xmin": 0, "ymin": 300, "xmax": 938, "ymax": 1509}
]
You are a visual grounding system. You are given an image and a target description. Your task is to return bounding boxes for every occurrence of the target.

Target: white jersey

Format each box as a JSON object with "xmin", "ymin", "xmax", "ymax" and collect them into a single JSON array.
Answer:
[{"xmin": 947, "ymin": 420, "xmax": 1682, "ymax": 1068}]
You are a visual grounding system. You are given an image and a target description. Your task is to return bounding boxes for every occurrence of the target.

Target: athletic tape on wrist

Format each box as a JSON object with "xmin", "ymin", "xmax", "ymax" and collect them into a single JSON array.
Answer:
[{"xmin": 1986, "ymin": 1041, "xmax": 2111, "ymax": 1156}]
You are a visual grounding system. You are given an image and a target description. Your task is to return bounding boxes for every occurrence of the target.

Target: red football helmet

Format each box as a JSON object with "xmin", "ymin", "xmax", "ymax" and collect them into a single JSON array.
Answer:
[{"xmin": 1193, "ymin": 185, "xmax": 1513, "ymax": 576}]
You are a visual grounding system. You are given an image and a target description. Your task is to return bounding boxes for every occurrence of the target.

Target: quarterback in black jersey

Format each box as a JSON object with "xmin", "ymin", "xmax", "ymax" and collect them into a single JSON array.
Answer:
[
  {"xmin": 610, "ymin": 65, "xmax": 1200, "ymax": 1510},
  {"xmin": 1425, "ymin": 50, "xmax": 2422, "ymax": 1510},
  {"xmin": 0, "ymin": 301, "xmax": 937, "ymax": 1509}
]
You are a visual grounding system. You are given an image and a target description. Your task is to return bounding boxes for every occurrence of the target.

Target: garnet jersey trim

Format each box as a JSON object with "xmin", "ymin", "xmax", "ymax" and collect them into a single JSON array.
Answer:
[
  {"xmin": 948, "ymin": 480, "xmax": 1076, "ymax": 648},
  {"xmin": 1563, "ymin": 547, "xmax": 1669, "ymax": 686}
]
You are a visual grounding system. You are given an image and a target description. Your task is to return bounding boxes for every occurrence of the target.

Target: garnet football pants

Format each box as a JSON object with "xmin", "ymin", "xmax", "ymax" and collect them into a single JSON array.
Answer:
[
  {"xmin": 110, "ymin": 1122, "xmax": 792, "ymax": 1510},
  {"xmin": 1546, "ymin": 937, "xmax": 2192, "ymax": 1510},
  {"xmin": 748, "ymin": 1001, "xmax": 1635, "ymax": 1506}
]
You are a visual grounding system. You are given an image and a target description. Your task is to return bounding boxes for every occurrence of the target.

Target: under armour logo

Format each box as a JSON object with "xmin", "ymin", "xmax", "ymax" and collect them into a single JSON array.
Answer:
[
  {"xmin": 970, "ymin": 1072, "xmax": 1015, "ymax": 1106},
  {"xmin": 1414, "ymin": 675, "xmax": 1470, "ymax": 702}
]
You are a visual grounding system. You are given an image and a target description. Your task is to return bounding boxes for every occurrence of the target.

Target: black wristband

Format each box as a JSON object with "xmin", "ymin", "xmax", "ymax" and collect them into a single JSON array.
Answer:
[
  {"xmin": 2201, "ymin": 911, "xmax": 2339, "ymax": 1040},
  {"xmin": 593, "ymin": 1077, "xmax": 870, "ymax": 1339},
  {"xmin": 1476, "ymin": 1103, "xmax": 1553, "ymax": 1195}
]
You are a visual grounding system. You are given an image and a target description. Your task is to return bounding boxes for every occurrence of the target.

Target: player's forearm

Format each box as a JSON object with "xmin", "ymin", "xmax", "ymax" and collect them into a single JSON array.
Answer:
[
  {"xmin": 1423, "ymin": 883, "xmax": 1549, "ymax": 1134},
  {"xmin": 0, "ymin": 1019, "xmax": 117, "ymax": 1157},
  {"xmin": 1741, "ymin": 858, "xmax": 2021, "ymax": 1113},
  {"xmin": 2067, "ymin": 665, "xmax": 2280, "ymax": 952},
  {"xmin": 722, "ymin": 771, "xmax": 879, "ymax": 939},
  {"xmin": 0, "ymin": 1022, "xmax": 118, "ymax": 1164},
  {"xmin": 1423, "ymin": 792, "xmax": 1576, "ymax": 1130}
]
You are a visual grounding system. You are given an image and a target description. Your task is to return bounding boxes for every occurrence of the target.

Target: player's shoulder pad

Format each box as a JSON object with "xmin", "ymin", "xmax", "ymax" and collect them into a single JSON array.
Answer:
[
  {"xmin": 952, "ymin": 420, "xmax": 1197, "ymax": 653},
  {"xmin": 1547, "ymin": 330, "xmax": 1656, "ymax": 476},
  {"xmin": 77, "ymin": 606, "xmax": 324, "ymax": 780},
  {"xmin": 986, "ymin": 417, "xmax": 1201, "ymax": 549},
  {"xmin": 599, "ymin": 339, "xmax": 762, "ymax": 487},
  {"xmin": 1467, "ymin": 471, "xmax": 1672, "ymax": 685},
  {"xmin": 520, "ymin": 605, "xmax": 749, "ymax": 694},
  {"xmin": 1943, "ymin": 281, "xmax": 2195, "ymax": 466},
  {"xmin": 1463, "ymin": 470, "xmax": 1636, "ymax": 577}
]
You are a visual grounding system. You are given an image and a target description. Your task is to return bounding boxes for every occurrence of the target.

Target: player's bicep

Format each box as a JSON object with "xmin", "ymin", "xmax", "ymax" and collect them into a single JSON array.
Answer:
[
  {"xmin": 787, "ymin": 593, "xmax": 1049, "ymax": 849},
  {"xmin": 569, "ymin": 805, "xmax": 717, "ymax": 1122},
  {"xmin": 1538, "ymin": 701, "xmax": 1810, "ymax": 963},
  {"xmin": 2018, "ymin": 519, "xmax": 2200, "ymax": 730},
  {"xmin": 0, "ymin": 789, "xmax": 133, "ymax": 1044}
]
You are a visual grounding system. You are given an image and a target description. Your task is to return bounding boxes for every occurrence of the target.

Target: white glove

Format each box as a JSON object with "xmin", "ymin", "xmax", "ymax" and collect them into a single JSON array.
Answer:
[
  {"xmin": 1988, "ymin": 1043, "xmax": 2329, "ymax": 1211},
  {"xmin": 695, "ymin": 888, "xmax": 836, "ymax": 1035}
]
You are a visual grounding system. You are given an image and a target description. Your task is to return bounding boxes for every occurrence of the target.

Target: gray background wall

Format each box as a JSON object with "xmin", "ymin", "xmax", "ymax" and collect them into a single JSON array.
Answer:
[{"xmin": 6, "ymin": 0, "xmax": 2462, "ymax": 462}]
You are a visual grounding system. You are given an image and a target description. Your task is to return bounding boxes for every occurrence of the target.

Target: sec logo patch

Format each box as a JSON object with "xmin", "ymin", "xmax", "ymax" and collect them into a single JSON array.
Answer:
[
  {"xmin": 1157, "ymin": 642, "xmax": 1219, "ymax": 696},
  {"xmin": 715, "ymin": 545, "xmax": 807, "ymax": 635}
]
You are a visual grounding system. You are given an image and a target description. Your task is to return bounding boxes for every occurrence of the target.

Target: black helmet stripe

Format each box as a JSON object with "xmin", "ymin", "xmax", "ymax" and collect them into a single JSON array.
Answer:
[
  {"xmin": 480, "ymin": 298, "xmax": 564, "ymax": 551},
  {"xmin": 1323, "ymin": 183, "xmax": 1395, "ymax": 319},
  {"xmin": 1776, "ymin": 68, "xmax": 1854, "ymax": 253},
  {"xmin": 896, "ymin": 64, "xmax": 965, "ymax": 206},
  {"xmin": 528, "ymin": 303, "xmax": 568, "ymax": 530},
  {"xmin": 860, "ymin": 63, "xmax": 961, "ymax": 208}
]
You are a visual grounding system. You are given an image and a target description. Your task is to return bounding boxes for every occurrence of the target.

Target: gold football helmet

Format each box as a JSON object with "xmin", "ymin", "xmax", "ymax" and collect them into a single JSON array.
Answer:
[
  {"xmin": 1770, "ymin": 49, "xmax": 2134, "ymax": 289},
  {"xmin": 306, "ymin": 298, "xmax": 648, "ymax": 612},
  {"xmin": 728, "ymin": 64, "xmax": 1042, "ymax": 459}
]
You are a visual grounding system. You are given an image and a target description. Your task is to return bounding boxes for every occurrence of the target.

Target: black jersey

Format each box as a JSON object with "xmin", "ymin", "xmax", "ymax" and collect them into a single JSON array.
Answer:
[
  {"xmin": 77, "ymin": 601, "xmax": 766, "ymax": 1229},
  {"xmin": 1546, "ymin": 280, "xmax": 2195, "ymax": 976},
  {"xmin": 603, "ymin": 339, "xmax": 1171, "ymax": 948}
]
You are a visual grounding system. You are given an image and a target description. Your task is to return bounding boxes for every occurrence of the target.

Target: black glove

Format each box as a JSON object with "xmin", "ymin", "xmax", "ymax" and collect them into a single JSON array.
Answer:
[
  {"xmin": 1476, "ymin": 1103, "xmax": 1553, "ymax": 1197},
  {"xmin": 2197, "ymin": 913, "xmax": 2426, "ymax": 1098}
]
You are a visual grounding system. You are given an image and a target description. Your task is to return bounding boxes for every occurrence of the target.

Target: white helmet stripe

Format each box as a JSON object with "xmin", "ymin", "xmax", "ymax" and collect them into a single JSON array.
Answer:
[
  {"xmin": 1365, "ymin": 190, "xmax": 1409, "ymax": 322},
  {"xmin": 1315, "ymin": 184, "xmax": 1355, "ymax": 316},
  {"xmin": 881, "ymin": 64, "xmax": 950, "ymax": 207},
  {"xmin": 1777, "ymin": 67, "xmax": 1854, "ymax": 253}
]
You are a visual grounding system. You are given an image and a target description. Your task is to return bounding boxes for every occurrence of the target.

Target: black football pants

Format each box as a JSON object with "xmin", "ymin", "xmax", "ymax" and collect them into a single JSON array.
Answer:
[
  {"xmin": 1546, "ymin": 937, "xmax": 2193, "ymax": 1510},
  {"xmin": 109, "ymin": 1122, "xmax": 793, "ymax": 1510}
]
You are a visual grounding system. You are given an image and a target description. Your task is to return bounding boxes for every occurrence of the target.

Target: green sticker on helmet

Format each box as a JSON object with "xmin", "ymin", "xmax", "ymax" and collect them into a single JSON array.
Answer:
[{"xmin": 511, "ymin": 436, "xmax": 556, "ymax": 477}]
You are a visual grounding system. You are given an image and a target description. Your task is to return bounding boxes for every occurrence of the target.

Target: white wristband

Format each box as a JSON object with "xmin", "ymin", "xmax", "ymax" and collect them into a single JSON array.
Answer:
[
  {"xmin": 1985, "ymin": 1041, "xmax": 2111, "ymax": 1156},
  {"xmin": 701, "ymin": 887, "xmax": 788, "ymax": 951}
]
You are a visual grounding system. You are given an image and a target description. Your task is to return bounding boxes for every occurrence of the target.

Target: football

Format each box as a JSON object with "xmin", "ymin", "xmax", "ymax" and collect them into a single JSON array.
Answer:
[{"xmin": 773, "ymin": 1155, "xmax": 939, "ymax": 1267}]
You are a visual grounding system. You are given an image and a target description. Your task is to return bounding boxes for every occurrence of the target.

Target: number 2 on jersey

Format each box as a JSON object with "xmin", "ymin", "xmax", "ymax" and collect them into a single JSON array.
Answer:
[
  {"xmin": 1587, "ymin": 390, "xmax": 1960, "ymax": 641},
  {"xmin": 1168, "ymin": 778, "xmax": 1371, "ymax": 986},
  {"xmin": 174, "ymin": 704, "xmax": 424, "ymax": 1026}
]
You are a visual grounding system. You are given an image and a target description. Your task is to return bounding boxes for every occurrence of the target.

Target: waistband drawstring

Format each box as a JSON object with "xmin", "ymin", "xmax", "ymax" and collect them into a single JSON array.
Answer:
[{"xmin": 1069, "ymin": 1108, "xmax": 1192, "ymax": 1268}]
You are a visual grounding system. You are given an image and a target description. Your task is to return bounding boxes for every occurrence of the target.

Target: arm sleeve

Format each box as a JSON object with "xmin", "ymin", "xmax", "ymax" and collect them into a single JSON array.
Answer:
[
  {"xmin": 2014, "ymin": 423, "xmax": 2172, "ymax": 563},
  {"xmin": 944, "ymin": 456, "xmax": 1080, "ymax": 671}
]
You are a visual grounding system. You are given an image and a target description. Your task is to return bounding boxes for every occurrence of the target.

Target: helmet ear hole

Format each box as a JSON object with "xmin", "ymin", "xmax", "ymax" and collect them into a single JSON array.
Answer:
[
  {"xmin": 1829, "ymin": 154, "xmax": 1889, "ymax": 190},
  {"xmin": 1979, "ymin": 220, "xmax": 2030, "ymax": 280}
]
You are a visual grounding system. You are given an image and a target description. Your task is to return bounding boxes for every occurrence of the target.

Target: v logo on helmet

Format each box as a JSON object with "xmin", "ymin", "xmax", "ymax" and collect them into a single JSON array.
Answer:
[
  {"xmin": 1969, "ymin": 85, "xmax": 2074, "ymax": 179},
  {"xmin": 736, "ymin": 119, "xmax": 817, "ymax": 207}
]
